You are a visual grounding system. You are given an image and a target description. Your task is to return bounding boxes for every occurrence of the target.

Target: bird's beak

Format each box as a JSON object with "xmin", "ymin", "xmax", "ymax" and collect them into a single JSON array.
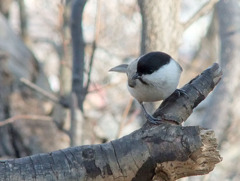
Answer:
[
  {"xmin": 109, "ymin": 64, "xmax": 128, "ymax": 73},
  {"xmin": 132, "ymin": 73, "xmax": 140, "ymax": 80}
]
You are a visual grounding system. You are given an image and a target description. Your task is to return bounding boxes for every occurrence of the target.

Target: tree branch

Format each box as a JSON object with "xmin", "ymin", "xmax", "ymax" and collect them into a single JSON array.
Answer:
[
  {"xmin": 20, "ymin": 78, "xmax": 72, "ymax": 108},
  {"xmin": 0, "ymin": 114, "xmax": 52, "ymax": 127},
  {"xmin": 85, "ymin": 40, "xmax": 96, "ymax": 94},
  {"xmin": 182, "ymin": 0, "xmax": 219, "ymax": 30},
  {"xmin": 153, "ymin": 63, "xmax": 222, "ymax": 124},
  {"xmin": 0, "ymin": 63, "xmax": 222, "ymax": 181},
  {"xmin": 20, "ymin": 78, "xmax": 59, "ymax": 103},
  {"xmin": 70, "ymin": 92, "xmax": 83, "ymax": 146}
]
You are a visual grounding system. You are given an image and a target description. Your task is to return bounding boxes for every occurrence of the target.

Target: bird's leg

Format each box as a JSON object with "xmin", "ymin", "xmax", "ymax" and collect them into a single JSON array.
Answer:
[{"xmin": 139, "ymin": 102, "xmax": 162, "ymax": 125}]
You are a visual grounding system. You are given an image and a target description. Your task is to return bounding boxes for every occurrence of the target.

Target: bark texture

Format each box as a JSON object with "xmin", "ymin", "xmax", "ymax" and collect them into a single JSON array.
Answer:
[{"xmin": 0, "ymin": 63, "xmax": 222, "ymax": 181}]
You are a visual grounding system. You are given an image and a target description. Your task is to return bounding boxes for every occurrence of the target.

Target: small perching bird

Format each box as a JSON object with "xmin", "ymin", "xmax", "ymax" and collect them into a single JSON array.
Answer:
[{"xmin": 109, "ymin": 51, "xmax": 183, "ymax": 124}]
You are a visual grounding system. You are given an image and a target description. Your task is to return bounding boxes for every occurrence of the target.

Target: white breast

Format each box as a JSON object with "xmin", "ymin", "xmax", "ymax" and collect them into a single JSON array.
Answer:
[{"xmin": 127, "ymin": 59, "xmax": 182, "ymax": 102}]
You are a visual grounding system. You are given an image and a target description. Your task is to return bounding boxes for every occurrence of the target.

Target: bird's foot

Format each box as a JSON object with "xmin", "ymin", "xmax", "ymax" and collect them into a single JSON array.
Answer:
[
  {"xmin": 139, "ymin": 102, "xmax": 162, "ymax": 124},
  {"xmin": 144, "ymin": 113, "xmax": 162, "ymax": 125},
  {"xmin": 175, "ymin": 89, "xmax": 188, "ymax": 98},
  {"xmin": 144, "ymin": 113, "xmax": 179, "ymax": 125},
  {"xmin": 140, "ymin": 102, "xmax": 179, "ymax": 125}
]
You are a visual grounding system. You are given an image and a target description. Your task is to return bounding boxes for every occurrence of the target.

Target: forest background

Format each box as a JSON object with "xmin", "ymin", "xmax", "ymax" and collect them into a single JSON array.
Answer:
[{"xmin": 0, "ymin": 0, "xmax": 239, "ymax": 180}]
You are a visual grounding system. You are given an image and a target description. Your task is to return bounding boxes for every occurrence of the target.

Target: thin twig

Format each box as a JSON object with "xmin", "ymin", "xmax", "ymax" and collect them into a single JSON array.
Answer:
[
  {"xmin": 20, "ymin": 78, "xmax": 59, "ymax": 103},
  {"xmin": 85, "ymin": 41, "xmax": 96, "ymax": 93},
  {"xmin": 0, "ymin": 115, "xmax": 53, "ymax": 127},
  {"xmin": 70, "ymin": 92, "xmax": 83, "ymax": 146},
  {"xmin": 70, "ymin": 92, "xmax": 77, "ymax": 146},
  {"xmin": 182, "ymin": 0, "xmax": 218, "ymax": 30},
  {"xmin": 116, "ymin": 98, "xmax": 134, "ymax": 138}
]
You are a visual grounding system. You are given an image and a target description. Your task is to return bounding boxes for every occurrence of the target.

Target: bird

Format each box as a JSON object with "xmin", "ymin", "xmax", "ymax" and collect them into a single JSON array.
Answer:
[{"xmin": 109, "ymin": 51, "xmax": 183, "ymax": 124}]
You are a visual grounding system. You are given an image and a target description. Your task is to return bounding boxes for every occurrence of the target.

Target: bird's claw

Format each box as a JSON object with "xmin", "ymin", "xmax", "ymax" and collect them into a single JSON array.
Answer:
[
  {"xmin": 145, "ymin": 114, "xmax": 162, "ymax": 125},
  {"xmin": 175, "ymin": 89, "xmax": 188, "ymax": 98},
  {"xmin": 139, "ymin": 102, "xmax": 162, "ymax": 124}
]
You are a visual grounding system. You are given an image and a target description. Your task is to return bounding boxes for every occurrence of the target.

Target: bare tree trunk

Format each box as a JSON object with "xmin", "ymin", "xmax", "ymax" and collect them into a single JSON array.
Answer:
[
  {"xmin": 201, "ymin": 0, "xmax": 240, "ymax": 142},
  {"xmin": 0, "ymin": 63, "xmax": 222, "ymax": 181},
  {"xmin": 138, "ymin": 0, "xmax": 218, "ymax": 57},
  {"xmin": 71, "ymin": 0, "xmax": 87, "ymax": 112},
  {"xmin": 198, "ymin": 1, "xmax": 240, "ymax": 180},
  {"xmin": 70, "ymin": 0, "xmax": 87, "ymax": 146},
  {"xmin": 138, "ymin": 0, "xmax": 181, "ymax": 56},
  {"xmin": 59, "ymin": 0, "xmax": 73, "ymax": 97}
]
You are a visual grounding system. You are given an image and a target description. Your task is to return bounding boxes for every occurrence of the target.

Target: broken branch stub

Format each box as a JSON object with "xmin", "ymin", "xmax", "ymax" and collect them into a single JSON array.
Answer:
[{"xmin": 153, "ymin": 63, "xmax": 222, "ymax": 124}]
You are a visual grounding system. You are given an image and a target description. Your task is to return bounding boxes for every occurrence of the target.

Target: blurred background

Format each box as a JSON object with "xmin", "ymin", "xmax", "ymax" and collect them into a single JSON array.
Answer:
[{"xmin": 0, "ymin": 0, "xmax": 239, "ymax": 180}]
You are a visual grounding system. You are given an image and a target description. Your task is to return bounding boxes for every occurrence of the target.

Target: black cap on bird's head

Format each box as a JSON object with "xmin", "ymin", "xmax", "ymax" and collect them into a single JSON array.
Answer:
[
  {"xmin": 109, "ymin": 51, "xmax": 173, "ymax": 82},
  {"xmin": 136, "ymin": 51, "xmax": 171, "ymax": 75}
]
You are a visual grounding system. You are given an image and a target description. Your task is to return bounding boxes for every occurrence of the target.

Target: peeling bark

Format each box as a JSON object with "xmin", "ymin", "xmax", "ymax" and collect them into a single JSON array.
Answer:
[
  {"xmin": 153, "ymin": 129, "xmax": 220, "ymax": 181},
  {"xmin": 0, "ymin": 63, "xmax": 222, "ymax": 180}
]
